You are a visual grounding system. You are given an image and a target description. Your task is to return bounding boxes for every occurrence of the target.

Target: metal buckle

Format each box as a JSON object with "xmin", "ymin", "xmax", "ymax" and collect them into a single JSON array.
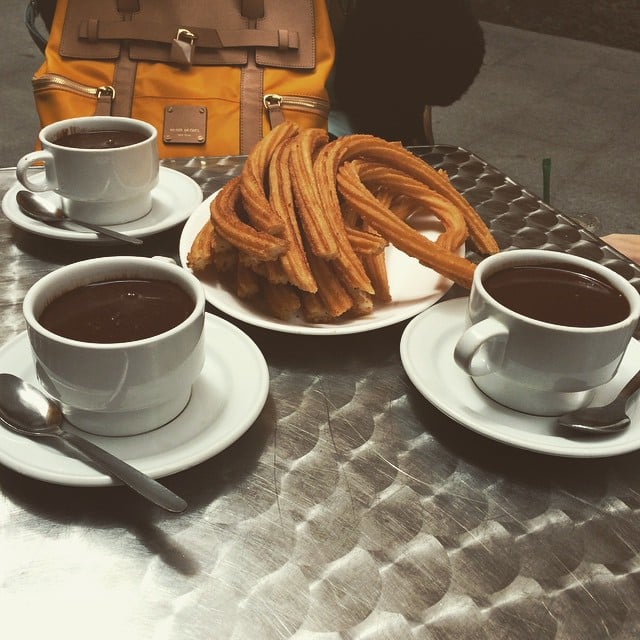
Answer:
[
  {"xmin": 176, "ymin": 28, "xmax": 197, "ymax": 45},
  {"xmin": 96, "ymin": 85, "xmax": 116, "ymax": 100}
]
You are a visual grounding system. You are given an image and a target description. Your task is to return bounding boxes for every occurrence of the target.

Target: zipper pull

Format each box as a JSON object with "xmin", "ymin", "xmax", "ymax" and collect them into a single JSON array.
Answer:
[{"xmin": 263, "ymin": 94, "xmax": 285, "ymax": 128}]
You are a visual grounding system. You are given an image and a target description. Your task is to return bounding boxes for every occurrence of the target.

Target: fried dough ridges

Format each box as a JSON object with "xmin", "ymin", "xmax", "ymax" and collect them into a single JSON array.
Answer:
[
  {"xmin": 239, "ymin": 120, "xmax": 298, "ymax": 235},
  {"xmin": 268, "ymin": 137, "xmax": 318, "ymax": 293},
  {"xmin": 210, "ymin": 175, "xmax": 287, "ymax": 262},
  {"xmin": 337, "ymin": 160, "xmax": 475, "ymax": 289},
  {"xmin": 189, "ymin": 123, "xmax": 498, "ymax": 322}
]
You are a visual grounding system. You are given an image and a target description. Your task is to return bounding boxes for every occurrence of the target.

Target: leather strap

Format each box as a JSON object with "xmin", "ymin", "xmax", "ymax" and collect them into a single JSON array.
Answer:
[
  {"xmin": 93, "ymin": 87, "xmax": 115, "ymax": 116},
  {"xmin": 116, "ymin": 0, "xmax": 140, "ymax": 12},
  {"xmin": 239, "ymin": 56, "xmax": 264, "ymax": 154},
  {"xmin": 110, "ymin": 43, "xmax": 138, "ymax": 117},
  {"xmin": 78, "ymin": 20, "xmax": 300, "ymax": 51},
  {"xmin": 241, "ymin": 0, "xmax": 264, "ymax": 20},
  {"xmin": 264, "ymin": 97, "xmax": 285, "ymax": 129}
]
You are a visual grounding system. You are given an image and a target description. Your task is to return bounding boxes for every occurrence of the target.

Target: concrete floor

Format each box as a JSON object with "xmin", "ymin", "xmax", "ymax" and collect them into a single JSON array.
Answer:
[
  {"xmin": 433, "ymin": 22, "xmax": 640, "ymax": 237},
  {"xmin": 2, "ymin": 1, "xmax": 639, "ymax": 236}
]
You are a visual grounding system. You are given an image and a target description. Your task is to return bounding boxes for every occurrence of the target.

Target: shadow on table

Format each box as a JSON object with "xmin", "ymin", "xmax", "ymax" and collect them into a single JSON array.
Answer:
[
  {"xmin": 405, "ymin": 379, "xmax": 640, "ymax": 498},
  {"xmin": 0, "ymin": 391, "xmax": 276, "ymax": 575}
]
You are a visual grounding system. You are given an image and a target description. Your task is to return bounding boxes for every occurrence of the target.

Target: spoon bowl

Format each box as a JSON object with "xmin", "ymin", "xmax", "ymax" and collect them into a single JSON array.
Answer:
[
  {"xmin": 16, "ymin": 190, "xmax": 143, "ymax": 245},
  {"xmin": 0, "ymin": 373, "xmax": 186, "ymax": 512},
  {"xmin": 557, "ymin": 368, "xmax": 640, "ymax": 435}
]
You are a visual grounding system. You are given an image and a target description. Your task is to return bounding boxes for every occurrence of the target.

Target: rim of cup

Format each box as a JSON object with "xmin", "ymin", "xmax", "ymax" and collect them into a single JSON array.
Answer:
[
  {"xmin": 40, "ymin": 116, "xmax": 157, "ymax": 151},
  {"xmin": 23, "ymin": 256, "xmax": 205, "ymax": 349},
  {"xmin": 473, "ymin": 249, "xmax": 640, "ymax": 333}
]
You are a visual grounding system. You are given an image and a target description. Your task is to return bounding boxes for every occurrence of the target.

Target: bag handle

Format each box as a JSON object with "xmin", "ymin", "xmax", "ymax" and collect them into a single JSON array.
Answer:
[{"xmin": 24, "ymin": 0, "xmax": 48, "ymax": 53}]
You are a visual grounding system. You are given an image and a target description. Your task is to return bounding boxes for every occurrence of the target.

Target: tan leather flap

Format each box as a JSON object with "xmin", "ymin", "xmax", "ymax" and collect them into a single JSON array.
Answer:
[{"xmin": 59, "ymin": 0, "xmax": 315, "ymax": 69}]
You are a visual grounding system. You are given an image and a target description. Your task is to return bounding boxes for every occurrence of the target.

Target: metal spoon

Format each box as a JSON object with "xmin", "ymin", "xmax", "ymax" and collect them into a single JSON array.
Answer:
[
  {"xmin": 0, "ymin": 373, "xmax": 186, "ymax": 512},
  {"xmin": 557, "ymin": 368, "xmax": 640, "ymax": 435},
  {"xmin": 16, "ymin": 190, "xmax": 143, "ymax": 245}
]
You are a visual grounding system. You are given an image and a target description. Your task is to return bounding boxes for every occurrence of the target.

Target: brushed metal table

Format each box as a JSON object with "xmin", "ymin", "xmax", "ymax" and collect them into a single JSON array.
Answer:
[{"xmin": 1, "ymin": 147, "xmax": 640, "ymax": 640}]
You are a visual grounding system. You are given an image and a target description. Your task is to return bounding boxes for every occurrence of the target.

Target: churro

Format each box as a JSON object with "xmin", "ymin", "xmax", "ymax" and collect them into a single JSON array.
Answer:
[
  {"xmin": 361, "ymin": 221, "xmax": 391, "ymax": 303},
  {"xmin": 236, "ymin": 262, "xmax": 260, "ymax": 299},
  {"xmin": 210, "ymin": 176, "xmax": 288, "ymax": 262},
  {"xmin": 306, "ymin": 248, "xmax": 353, "ymax": 318},
  {"xmin": 300, "ymin": 292, "xmax": 334, "ymax": 323},
  {"xmin": 315, "ymin": 133, "xmax": 498, "ymax": 255},
  {"xmin": 190, "ymin": 122, "xmax": 498, "ymax": 322},
  {"xmin": 337, "ymin": 160, "xmax": 476, "ymax": 289},
  {"xmin": 345, "ymin": 227, "xmax": 387, "ymax": 255},
  {"xmin": 187, "ymin": 219, "xmax": 215, "ymax": 272},
  {"xmin": 268, "ymin": 137, "xmax": 318, "ymax": 293},
  {"xmin": 239, "ymin": 121, "xmax": 298, "ymax": 235},
  {"xmin": 290, "ymin": 128, "xmax": 338, "ymax": 259},
  {"xmin": 355, "ymin": 161, "xmax": 468, "ymax": 252},
  {"xmin": 261, "ymin": 281, "xmax": 301, "ymax": 320},
  {"xmin": 188, "ymin": 216, "xmax": 236, "ymax": 273}
]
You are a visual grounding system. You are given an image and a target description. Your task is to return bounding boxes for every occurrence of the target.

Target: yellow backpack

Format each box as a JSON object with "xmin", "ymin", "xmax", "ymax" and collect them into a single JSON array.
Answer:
[{"xmin": 31, "ymin": 0, "xmax": 335, "ymax": 158}]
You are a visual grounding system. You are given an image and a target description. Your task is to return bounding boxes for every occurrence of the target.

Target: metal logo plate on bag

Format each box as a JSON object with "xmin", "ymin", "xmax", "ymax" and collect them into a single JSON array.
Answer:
[{"xmin": 163, "ymin": 105, "xmax": 207, "ymax": 144}]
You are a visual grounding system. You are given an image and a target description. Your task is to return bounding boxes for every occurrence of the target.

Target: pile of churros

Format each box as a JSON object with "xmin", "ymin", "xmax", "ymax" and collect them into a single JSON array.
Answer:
[{"xmin": 187, "ymin": 122, "xmax": 498, "ymax": 322}]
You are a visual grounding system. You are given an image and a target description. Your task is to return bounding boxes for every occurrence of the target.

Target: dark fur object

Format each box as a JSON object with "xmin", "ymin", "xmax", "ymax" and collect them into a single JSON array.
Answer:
[{"xmin": 334, "ymin": 0, "xmax": 485, "ymax": 143}]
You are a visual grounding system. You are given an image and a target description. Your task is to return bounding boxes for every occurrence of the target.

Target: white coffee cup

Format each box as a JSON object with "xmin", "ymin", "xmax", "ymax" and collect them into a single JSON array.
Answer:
[
  {"xmin": 16, "ymin": 116, "xmax": 159, "ymax": 225},
  {"xmin": 453, "ymin": 249, "xmax": 640, "ymax": 416},
  {"xmin": 23, "ymin": 256, "xmax": 206, "ymax": 436}
]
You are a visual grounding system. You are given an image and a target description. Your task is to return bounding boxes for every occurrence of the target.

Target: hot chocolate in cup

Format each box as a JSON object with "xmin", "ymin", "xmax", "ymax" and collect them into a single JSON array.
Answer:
[
  {"xmin": 16, "ymin": 116, "xmax": 159, "ymax": 225},
  {"xmin": 23, "ymin": 256, "xmax": 206, "ymax": 436},
  {"xmin": 454, "ymin": 249, "xmax": 640, "ymax": 416}
]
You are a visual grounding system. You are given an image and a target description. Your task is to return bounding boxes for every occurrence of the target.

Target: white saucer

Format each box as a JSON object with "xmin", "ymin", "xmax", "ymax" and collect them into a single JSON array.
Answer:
[
  {"xmin": 400, "ymin": 297, "xmax": 640, "ymax": 458},
  {"xmin": 2, "ymin": 167, "xmax": 202, "ymax": 242},
  {"xmin": 0, "ymin": 313, "xmax": 269, "ymax": 486},
  {"xmin": 178, "ymin": 191, "xmax": 460, "ymax": 335}
]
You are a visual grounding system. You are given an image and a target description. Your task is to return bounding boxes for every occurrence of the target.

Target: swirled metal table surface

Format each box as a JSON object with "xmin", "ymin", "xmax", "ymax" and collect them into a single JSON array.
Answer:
[{"xmin": 1, "ymin": 147, "xmax": 640, "ymax": 640}]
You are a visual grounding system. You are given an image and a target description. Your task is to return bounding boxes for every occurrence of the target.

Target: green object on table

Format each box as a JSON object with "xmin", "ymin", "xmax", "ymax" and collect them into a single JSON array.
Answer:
[{"xmin": 542, "ymin": 157, "xmax": 551, "ymax": 204}]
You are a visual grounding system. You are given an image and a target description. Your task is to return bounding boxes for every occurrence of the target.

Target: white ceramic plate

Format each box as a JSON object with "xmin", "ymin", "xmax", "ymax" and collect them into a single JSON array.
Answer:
[
  {"xmin": 0, "ymin": 313, "xmax": 269, "ymax": 486},
  {"xmin": 178, "ymin": 191, "xmax": 462, "ymax": 335},
  {"xmin": 400, "ymin": 297, "xmax": 640, "ymax": 458},
  {"xmin": 2, "ymin": 167, "xmax": 202, "ymax": 242}
]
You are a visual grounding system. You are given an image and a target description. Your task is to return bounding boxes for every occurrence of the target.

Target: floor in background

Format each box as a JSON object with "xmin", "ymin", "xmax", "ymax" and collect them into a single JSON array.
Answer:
[
  {"xmin": 433, "ymin": 23, "xmax": 640, "ymax": 237},
  {"xmin": 471, "ymin": 0, "xmax": 640, "ymax": 53}
]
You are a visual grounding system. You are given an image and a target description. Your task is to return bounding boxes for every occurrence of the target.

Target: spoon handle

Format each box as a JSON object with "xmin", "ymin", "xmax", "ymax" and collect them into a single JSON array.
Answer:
[
  {"xmin": 616, "ymin": 368, "xmax": 640, "ymax": 403},
  {"xmin": 16, "ymin": 190, "xmax": 143, "ymax": 245},
  {"xmin": 59, "ymin": 429, "xmax": 187, "ymax": 512},
  {"xmin": 63, "ymin": 218, "xmax": 143, "ymax": 245}
]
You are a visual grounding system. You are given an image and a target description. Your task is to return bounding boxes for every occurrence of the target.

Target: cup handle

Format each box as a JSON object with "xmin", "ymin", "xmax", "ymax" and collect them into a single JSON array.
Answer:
[
  {"xmin": 16, "ymin": 150, "xmax": 56, "ymax": 192},
  {"xmin": 454, "ymin": 317, "xmax": 509, "ymax": 377}
]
